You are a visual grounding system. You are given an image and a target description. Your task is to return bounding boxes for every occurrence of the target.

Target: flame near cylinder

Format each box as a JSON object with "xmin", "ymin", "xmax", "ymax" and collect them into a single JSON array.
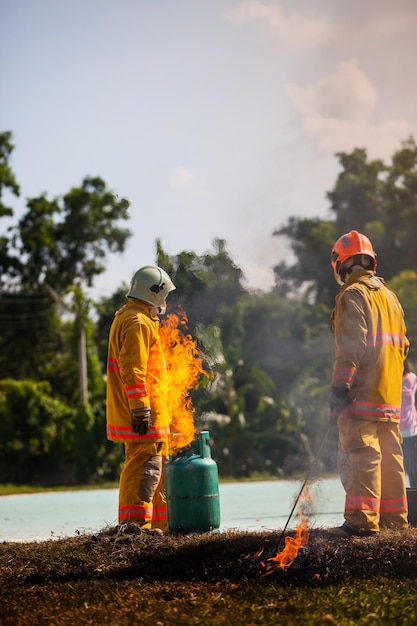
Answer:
[{"xmin": 160, "ymin": 309, "xmax": 208, "ymax": 454}]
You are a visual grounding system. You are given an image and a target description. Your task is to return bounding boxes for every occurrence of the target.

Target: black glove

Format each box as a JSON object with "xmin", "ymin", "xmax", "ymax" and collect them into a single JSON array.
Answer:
[
  {"xmin": 131, "ymin": 407, "xmax": 152, "ymax": 435},
  {"xmin": 329, "ymin": 387, "xmax": 350, "ymax": 424}
]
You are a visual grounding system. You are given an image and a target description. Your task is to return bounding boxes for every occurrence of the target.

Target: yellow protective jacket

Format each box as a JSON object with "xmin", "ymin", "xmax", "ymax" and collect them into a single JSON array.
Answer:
[
  {"xmin": 106, "ymin": 299, "xmax": 170, "ymax": 442},
  {"xmin": 331, "ymin": 270, "xmax": 409, "ymax": 422}
]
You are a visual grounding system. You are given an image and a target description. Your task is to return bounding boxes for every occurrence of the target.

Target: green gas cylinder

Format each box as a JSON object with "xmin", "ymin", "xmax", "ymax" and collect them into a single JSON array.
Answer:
[{"xmin": 165, "ymin": 430, "xmax": 220, "ymax": 532}]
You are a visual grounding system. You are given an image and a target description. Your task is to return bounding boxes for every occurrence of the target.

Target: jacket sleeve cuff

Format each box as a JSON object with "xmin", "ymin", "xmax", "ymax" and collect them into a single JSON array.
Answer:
[{"xmin": 129, "ymin": 396, "xmax": 151, "ymax": 411}]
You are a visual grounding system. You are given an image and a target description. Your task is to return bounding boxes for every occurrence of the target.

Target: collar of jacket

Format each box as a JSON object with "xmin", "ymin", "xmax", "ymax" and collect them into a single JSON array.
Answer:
[
  {"xmin": 340, "ymin": 270, "xmax": 384, "ymax": 293},
  {"xmin": 331, "ymin": 271, "xmax": 383, "ymax": 323},
  {"xmin": 125, "ymin": 297, "xmax": 160, "ymax": 320}
]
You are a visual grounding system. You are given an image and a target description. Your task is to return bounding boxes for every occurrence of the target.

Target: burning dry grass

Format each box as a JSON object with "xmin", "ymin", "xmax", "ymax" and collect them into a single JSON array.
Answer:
[
  {"xmin": 1, "ymin": 526, "xmax": 417, "ymax": 586},
  {"xmin": 1, "ymin": 527, "xmax": 417, "ymax": 625}
]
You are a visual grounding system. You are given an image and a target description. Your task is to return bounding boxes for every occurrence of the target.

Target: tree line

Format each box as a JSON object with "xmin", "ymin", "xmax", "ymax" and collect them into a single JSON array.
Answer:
[{"xmin": 1, "ymin": 131, "xmax": 416, "ymax": 485}]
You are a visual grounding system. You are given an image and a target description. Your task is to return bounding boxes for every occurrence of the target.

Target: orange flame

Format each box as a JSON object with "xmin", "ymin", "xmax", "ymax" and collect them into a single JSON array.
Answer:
[
  {"xmin": 255, "ymin": 485, "xmax": 313, "ymax": 574},
  {"xmin": 159, "ymin": 309, "xmax": 207, "ymax": 453},
  {"xmin": 261, "ymin": 511, "xmax": 309, "ymax": 575}
]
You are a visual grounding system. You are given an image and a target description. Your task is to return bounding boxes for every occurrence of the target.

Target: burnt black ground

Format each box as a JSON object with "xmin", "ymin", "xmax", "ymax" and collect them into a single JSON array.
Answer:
[{"xmin": 1, "ymin": 526, "xmax": 416, "ymax": 588}]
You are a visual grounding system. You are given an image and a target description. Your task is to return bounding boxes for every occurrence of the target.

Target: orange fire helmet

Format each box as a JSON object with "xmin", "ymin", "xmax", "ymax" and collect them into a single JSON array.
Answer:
[{"xmin": 330, "ymin": 230, "xmax": 376, "ymax": 285}]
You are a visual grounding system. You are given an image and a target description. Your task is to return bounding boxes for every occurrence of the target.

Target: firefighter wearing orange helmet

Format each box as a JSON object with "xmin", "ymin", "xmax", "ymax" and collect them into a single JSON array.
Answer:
[
  {"xmin": 106, "ymin": 266, "xmax": 176, "ymax": 534},
  {"xmin": 328, "ymin": 231, "xmax": 409, "ymax": 536}
]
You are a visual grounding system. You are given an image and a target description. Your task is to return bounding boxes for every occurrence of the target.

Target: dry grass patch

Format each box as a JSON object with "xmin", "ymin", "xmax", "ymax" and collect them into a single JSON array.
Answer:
[{"xmin": 1, "ymin": 526, "xmax": 417, "ymax": 625}]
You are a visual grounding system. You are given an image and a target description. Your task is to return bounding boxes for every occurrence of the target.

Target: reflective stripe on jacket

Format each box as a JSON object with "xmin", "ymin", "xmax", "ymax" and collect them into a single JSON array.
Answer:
[
  {"xmin": 106, "ymin": 299, "xmax": 170, "ymax": 442},
  {"xmin": 331, "ymin": 270, "xmax": 409, "ymax": 421}
]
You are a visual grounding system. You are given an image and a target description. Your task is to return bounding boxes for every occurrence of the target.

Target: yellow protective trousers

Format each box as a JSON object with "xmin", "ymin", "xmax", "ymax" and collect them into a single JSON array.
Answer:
[
  {"xmin": 337, "ymin": 417, "xmax": 408, "ymax": 533},
  {"xmin": 118, "ymin": 441, "xmax": 168, "ymax": 531}
]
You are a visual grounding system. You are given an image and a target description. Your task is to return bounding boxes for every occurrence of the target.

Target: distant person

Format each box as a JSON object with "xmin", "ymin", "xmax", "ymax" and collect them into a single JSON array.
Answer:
[
  {"xmin": 400, "ymin": 360, "xmax": 417, "ymax": 488},
  {"xmin": 106, "ymin": 266, "xmax": 175, "ymax": 534},
  {"xmin": 328, "ymin": 230, "xmax": 409, "ymax": 537}
]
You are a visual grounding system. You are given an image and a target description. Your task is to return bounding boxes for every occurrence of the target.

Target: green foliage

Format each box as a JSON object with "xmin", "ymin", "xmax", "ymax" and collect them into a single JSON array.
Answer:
[
  {"xmin": 16, "ymin": 176, "xmax": 131, "ymax": 290},
  {"xmin": 0, "ymin": 133, "xmax": 128, "ymax": 396},
  {"xmin": 160, "ymin": 237, "xmax": 245, "ymax": 331},
  {"xmin": 328, "ymin": 147, "xmax": 386, "ymax": 234},
  {"xmin": 190, "ymin": 288, "xmax": 331, "ymax": 476},
  {"xmin": 0, "ymin": 131, "xmax": 21, "ymax": 283},
  {"xmin": 95, "ymin": 236, "xmax": 339, "ymax": 480},
  {"xmin": 72, "ymin": 400, "xmax": 124, "ymax": 486},
  {"xmin": 95, "ymin": 283, "xmax": 130, "ymax": 367},
  {"xmin": 0, "ymin": 287, "xmax": 106, "ymax": 408},
  {"xmin": 0, "ymin": 378, "xmax": 120, "ymax": 486},
  {"xmin": 0, "ymin": 379, "xmax": 74, "ymax": 484},
  {"xmin": 0, "ymin": 291, "xmax": 64, "ymax": 380},
  {"xmin": 273, "ymin": 218, "xmax": 338, "ymax": 308},
  {"xmin": 388, "ymin": 270, "xmax": 417, "ymax": 363},
  {"xmin": 0, "ymin": 131, "xmax": 20, "ymax": 218},
  {"xmin": 276, "ymin": 137, "xmax": 417, "ymax": 301},
  {"xmin": 379, "ymin": 137, "xmax": 417, "ymax": 277},
  {"xmin": 1, "ymin": 131, "xmax": 416, "ymax": 486},
  {"xmin": 0, "ymin": 132, "xmax": 130, "ymax": 485}
]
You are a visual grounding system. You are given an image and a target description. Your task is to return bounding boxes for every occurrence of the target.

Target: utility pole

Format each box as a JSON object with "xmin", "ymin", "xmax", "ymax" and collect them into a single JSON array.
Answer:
[
  {"xmin": 78, "ymin": 319, "xmax": 88, "ymax": 405},
  {"xmin": 45, "ymin": 283, "xmax": 88, "ymax": 405}
]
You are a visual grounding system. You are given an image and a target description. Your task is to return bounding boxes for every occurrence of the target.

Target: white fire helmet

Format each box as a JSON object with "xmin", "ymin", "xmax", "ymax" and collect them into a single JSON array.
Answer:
[{"xmin": 127, "ymin": 266, "xmax": 176, "ymax": 314}]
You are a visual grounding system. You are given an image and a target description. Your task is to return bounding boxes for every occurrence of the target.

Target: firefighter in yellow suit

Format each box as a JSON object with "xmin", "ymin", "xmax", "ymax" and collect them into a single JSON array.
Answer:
[
  {"xmin": 106, "ymin": 266, "xmax": 175, "ymax": 534},
  {"xmin": 328, "ymin": 231, "xmax": 409, "ymax": 536}
]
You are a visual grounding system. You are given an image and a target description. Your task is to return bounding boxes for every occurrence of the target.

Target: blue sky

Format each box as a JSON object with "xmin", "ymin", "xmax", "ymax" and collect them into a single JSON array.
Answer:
[{"xmin": 2, "ymin": 0, "xmax": 416, "ymax": 295}]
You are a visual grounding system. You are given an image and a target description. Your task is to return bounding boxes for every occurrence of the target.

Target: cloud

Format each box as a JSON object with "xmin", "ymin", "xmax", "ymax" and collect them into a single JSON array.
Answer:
[
  {"xmin": 355, "ymin": 9, "xmax": 417, "ymax": 39},
  {"xmin": 286, "ymin": 58, "xmax": 411, "ymax": 158},
  {"xmin": 169, "ymin": 166, "xmax": 204, "ymax": 190},
  {"xmin": 223, "ymin": 1, "xmax": 332, "ymax": 48},
  {"xmin": 224, "ymin": 1, "xmax": 417, "ymax": 47},
  {"xmin": 287, "ymin": 59, "xmax": 378, "ymax": 121}
]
